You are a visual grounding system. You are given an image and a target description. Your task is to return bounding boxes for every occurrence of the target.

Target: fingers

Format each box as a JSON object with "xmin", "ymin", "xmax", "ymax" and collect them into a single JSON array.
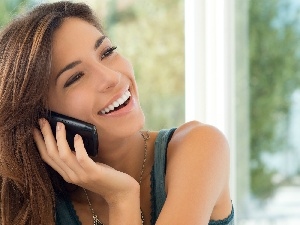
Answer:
[
  {"xmin": 55, "ymin": 123, "xmax": 96, "ymax": 179},
  {"xmin": 55, "ymin": 122, "xmax": 75, "ymax": 162},
  {"xmin": 36, "ymin": 118, "xmax": 98, "ymax": 185},
  {"xmin": 35, "ymin": 119, "xmax": 80, "ymax": 182},
  {"xmin": 32, "ymin": 126, "xmax": 69, "ymax": 178},
  {"xmin": 73, "ymin": 134, "xmax": 95, "ymax": 170}
]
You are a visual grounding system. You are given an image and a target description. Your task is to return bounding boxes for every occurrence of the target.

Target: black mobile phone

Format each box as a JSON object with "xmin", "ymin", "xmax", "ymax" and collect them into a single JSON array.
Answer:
[{"xmin": 47, "ymin": 111, "xmax": 99, "ymax": 157}]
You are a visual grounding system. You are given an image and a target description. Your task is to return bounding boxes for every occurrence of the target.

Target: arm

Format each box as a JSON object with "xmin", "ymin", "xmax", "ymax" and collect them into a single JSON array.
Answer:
[{"xmin": 156, "ymin": 121, "xmax": 232, "ymax": 224}]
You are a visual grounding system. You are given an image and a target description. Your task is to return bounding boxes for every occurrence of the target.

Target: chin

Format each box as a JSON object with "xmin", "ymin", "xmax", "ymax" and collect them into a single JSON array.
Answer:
[
  {"xmin": 100, "ymin": 109, "xmax": 145, "ymax": 139},
  {"xmin": 126, "ymin": 109, "xmax": 145, "ymax": 133}
]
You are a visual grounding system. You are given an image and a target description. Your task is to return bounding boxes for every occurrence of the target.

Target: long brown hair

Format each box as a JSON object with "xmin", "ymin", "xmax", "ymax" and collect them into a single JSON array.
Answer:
[{"xmin": 0, "ymin": 2, "xmax": 103, "ymax": 224}]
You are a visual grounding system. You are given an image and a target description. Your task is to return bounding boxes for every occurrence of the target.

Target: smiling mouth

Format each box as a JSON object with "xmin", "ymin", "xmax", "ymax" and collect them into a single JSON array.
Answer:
[{"xmin": 100, "ymin": 90, "xmax": 131, "ymax": 115}]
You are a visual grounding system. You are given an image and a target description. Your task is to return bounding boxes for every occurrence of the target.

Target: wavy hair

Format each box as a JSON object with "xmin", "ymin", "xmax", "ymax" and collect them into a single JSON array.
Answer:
[{"xmin": 0, "ymin": 1, "xmax": 103, "ymax": 224}]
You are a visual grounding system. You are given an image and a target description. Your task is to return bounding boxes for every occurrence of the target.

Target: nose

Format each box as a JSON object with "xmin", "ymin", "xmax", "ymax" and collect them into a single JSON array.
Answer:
[{"xmin": 91, "ymin": 62, "xmax": 120, "ymax": 92}]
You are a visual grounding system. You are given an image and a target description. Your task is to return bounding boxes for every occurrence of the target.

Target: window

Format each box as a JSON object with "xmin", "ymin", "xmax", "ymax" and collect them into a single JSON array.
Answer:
[{"xmin": 186, "ymin": 0, "xmax": 300, "ymax": 224}]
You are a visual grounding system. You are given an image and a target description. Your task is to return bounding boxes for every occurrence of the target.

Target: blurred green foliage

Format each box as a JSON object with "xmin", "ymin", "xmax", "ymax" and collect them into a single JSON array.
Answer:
[
  {"xmin": 0, "ymin": 0, "xmax": 33, "ymax": 26},
  {"xmin": 249, "ymin": 0, "xmax": 300, "ymax": 199}
]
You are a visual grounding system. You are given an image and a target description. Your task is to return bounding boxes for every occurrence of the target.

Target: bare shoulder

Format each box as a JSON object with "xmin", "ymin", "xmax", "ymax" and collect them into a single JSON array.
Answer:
[
  {"xmin": 161, "ymin": 121, "xmax": 232, "ymax": 223},
  {"xmin": 165, "ymin": 121, "xmax": 231, "ymax": 189},
  {"xmin": 166, "ymin": 120, "xmax": 231, "ymax": 179},
  {"xmin": 169, "ymin": 120, "xmax": 230, "ymax": 155}
]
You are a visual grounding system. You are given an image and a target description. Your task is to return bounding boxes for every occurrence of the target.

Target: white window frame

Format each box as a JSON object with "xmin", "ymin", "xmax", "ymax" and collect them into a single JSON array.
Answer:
[{"xmin": 184, "ymin": 0, "xmax": 237, "ymax": 217}]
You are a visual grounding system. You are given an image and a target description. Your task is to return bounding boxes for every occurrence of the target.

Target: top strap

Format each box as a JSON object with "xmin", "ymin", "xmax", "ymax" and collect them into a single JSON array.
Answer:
[{"xmin": 150, "ymin": 128, "xmax": 176, "ymax": 224}]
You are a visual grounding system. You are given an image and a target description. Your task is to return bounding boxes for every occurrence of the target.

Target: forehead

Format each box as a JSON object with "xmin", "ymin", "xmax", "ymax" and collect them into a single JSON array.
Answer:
[
  {"xmin": 52, "ymin": 17, "xmax": 102, "ymax": 53},
  {"xmin": 51, "ymin": 17, "xmax": 103, "ymax": 73}
]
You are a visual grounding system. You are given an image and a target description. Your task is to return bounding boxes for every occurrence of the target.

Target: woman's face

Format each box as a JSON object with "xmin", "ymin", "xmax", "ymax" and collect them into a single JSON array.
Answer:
[{"xmin": 47, "ymin": 17, "xmax": 144, "ymax": 140}]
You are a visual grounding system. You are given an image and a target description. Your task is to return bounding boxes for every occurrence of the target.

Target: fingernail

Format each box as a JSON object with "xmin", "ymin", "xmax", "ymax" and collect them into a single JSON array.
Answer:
[
  {"xmin": 39, "ymin": 118, "xmax": 45, "ymax": 128},
  {"xmin": 56, "ymin": 122, "xmax": 62, "ymax": 131},
  {"xmin": 74, "ymin": 134, "xmax": 80, "ymax": 140}
]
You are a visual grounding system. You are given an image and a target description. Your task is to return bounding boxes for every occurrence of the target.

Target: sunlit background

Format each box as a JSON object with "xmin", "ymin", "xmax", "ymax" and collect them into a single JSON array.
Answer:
[{"xmin": 1, "ymin": 0, "xmax": 300, "ymax": 224}]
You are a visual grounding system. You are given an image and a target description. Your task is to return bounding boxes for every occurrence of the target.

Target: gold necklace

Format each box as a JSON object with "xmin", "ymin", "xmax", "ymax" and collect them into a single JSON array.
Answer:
[{"xmin": 83, "ymin": 131, "xmax": 150, "ymax": 225}]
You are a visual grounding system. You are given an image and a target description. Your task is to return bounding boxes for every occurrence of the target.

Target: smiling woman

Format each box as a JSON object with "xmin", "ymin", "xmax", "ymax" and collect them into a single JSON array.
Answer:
[{"xmin": 0, "ymin": 1, "xmax": 234, "ymax": 225}]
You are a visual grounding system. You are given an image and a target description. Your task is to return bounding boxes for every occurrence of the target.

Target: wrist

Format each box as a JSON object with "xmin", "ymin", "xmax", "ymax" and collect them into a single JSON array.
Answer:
[
  {"xmin": 104, "ymin": 179, "xmax": 140, "ymax": 204},
  {"xmin": 107, "ymin": 186, "xmax": 142, "ymax": 225}
]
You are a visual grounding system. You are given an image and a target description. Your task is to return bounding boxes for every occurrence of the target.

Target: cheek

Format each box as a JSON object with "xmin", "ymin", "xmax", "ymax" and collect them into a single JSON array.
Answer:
[
  {"xmin": 115, "ymin": 55, "xmax": 135, "ymax": 79},
  {"xmin": 47, "ymin": 89, "xmax": 92, "ymax": 120},
  {"xmin": 119, "ymin": 58, "xmax": 138, "ymax": 90},
  {"xmin": 65, "ymin": 93, "xmax": 90, "ymax": 114}
]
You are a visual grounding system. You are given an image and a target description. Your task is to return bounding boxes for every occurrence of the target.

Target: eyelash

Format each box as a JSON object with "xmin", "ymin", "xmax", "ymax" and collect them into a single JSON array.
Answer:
[
  {"xmin": 64, "ymin": 72, "xmax": 84, "ymax": 88},
  {"xmin": 64, "ymin": 46, "xmax": 118, "ymax": 88},
  {"xmin": 101, "ymin": 46, "xmax": 117, "ymax": 60}
]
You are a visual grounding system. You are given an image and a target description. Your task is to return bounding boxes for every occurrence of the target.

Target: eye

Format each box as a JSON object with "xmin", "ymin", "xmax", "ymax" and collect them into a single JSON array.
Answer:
[
  {"xmin": 64, "ymin": 72, "xmax": 84, "ymax": 88},
  {"xmin": 101, "ymin": 46, "xmax": 117, "ymax": 60}
]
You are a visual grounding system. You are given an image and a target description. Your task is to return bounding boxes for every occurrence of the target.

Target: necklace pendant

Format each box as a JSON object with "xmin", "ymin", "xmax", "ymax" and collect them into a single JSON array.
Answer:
[{"xmin": 93, "ymin": 215, "xmax": 104, "ymax": 225}]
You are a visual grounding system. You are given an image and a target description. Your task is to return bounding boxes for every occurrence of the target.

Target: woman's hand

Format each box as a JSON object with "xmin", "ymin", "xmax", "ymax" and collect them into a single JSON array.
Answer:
[{"xmin": 33, "ymin": 118, "xmax": 140, "ymax": 204}]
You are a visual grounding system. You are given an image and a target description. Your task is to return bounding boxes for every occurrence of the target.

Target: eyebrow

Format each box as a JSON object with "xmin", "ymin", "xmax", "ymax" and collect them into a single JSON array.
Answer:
[
  {"xmin": 94, "ymin": 35, "xmax": 107, "ymax": 50},
  {"xmin": 55, "ymin": 60, "xmax": 81, "ymax": 82},
  {"xmin": 55, "ymin": 35, "xmax": 107, "ymax": 82}
]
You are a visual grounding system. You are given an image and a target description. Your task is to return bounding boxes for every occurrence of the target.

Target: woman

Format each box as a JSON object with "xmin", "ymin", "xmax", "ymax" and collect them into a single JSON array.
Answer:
[{"xmin": 0, "ymin": 1, "xmax": 234, "ymax": 225}]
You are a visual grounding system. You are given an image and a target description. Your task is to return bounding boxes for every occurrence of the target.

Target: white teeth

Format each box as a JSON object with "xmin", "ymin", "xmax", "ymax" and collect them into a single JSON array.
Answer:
[
  {"xmin": 117, "ymin": 98, "xmax": 123, "ymax": 105},
  {"xmin": 101, "ymin": 90, "xmax": 131, "ymax": 114},
  {"xmin": 113, "ymin": 101, "xmax": 119, "ymax": 107}
]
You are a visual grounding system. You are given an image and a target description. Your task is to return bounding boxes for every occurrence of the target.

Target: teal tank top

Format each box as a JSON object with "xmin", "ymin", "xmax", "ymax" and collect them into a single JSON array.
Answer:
[{"xmin": 55, "ymin": 128, "xmax": 234, "ymax": 225}]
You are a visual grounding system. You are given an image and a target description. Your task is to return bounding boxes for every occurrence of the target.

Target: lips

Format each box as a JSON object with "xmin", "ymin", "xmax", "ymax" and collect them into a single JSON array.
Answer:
[{"xmin": 100, "ymin": 90, "xmax": 131, "ymax": 115}]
